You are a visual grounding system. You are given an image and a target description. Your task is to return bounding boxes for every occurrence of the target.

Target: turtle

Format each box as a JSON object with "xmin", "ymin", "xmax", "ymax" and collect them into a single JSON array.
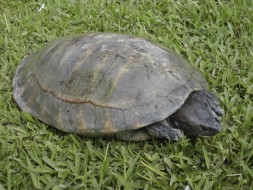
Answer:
[{"xmin": 13, "ymin": 33, "xmax": 223, "ymax": 141}]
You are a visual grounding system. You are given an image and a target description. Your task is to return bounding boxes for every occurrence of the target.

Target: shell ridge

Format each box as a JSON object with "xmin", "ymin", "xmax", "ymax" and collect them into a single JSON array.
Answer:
[{"xmin": 31, "ymin": 72, "xmax": 126, "ymax": 109}]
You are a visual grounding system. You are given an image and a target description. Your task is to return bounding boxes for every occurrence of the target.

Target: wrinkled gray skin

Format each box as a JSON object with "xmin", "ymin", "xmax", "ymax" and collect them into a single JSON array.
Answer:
[{"xmin": 116, "ymin": 90, "xmax": 223, "ymax": 141}]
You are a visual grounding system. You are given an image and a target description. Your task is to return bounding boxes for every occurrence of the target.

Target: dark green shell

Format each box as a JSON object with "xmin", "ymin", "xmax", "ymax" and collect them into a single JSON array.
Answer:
[{"xmin": 13, "ymin": 33, "xmax": 208, "ymax": 136}]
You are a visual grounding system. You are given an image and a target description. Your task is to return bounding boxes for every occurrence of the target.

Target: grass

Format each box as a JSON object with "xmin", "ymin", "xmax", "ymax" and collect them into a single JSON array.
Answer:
[{"xmin": 0, "ymin": 0, "xmax": 252, "ymax": 189}]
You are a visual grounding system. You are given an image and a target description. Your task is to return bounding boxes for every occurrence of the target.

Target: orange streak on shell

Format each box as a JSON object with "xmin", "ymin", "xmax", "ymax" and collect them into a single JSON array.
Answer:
[
  {"xmin": 77, "ymin": 108, "xmax": 87, "ymax": 134},
  {"xmin": 103, "ymin": 108, "xmax": 117, "ymax": 134}
]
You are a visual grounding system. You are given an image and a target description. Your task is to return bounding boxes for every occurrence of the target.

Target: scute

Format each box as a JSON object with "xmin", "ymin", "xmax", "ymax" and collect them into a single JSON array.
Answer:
[{"xmin": 13, "ymin": 33, "xmax": 208, "ymax": 136}]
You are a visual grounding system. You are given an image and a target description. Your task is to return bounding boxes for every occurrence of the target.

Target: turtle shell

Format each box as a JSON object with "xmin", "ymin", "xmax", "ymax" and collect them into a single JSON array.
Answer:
[{"xmin": 13, "ymin": 33, "xmax": 208, "ymax": 136}]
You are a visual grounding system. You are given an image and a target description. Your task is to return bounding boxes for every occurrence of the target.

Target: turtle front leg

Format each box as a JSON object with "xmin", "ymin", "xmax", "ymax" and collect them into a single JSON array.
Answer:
[
  {"xmin": 146, "ymin": 120, "xmax": 183, "ymax": 141},
  {"xmin": 116, "ymin": 120, "xmax": 183, "ymax": 141}
]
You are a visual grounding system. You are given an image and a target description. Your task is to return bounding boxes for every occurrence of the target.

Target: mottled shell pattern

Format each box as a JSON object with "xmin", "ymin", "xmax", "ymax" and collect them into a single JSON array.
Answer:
[{"xmin": 13, "ymin": 33, "xmax": 208, "ymax": 136}]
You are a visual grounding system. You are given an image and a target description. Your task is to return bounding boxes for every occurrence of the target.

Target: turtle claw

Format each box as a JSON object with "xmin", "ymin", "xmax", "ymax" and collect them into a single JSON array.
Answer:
[{"xmin": 146, "ymin": 120, "xmax": 184, "ymax": 141}]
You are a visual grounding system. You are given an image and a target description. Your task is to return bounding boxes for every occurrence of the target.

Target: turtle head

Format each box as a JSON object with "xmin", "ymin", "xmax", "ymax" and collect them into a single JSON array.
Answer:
[{"xmin": 169, "ymin": 90, "xmax": 223, "ymax": 137}]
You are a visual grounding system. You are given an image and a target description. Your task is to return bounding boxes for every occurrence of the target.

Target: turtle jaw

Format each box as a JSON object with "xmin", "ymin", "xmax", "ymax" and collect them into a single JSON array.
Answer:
[
  {"xmin": 193, "ymin": 122, "xmax": 222, "ymax": 136},
  {"xmin": 170, "ymin": 119, "xmax": 221, "ymax": 137}
]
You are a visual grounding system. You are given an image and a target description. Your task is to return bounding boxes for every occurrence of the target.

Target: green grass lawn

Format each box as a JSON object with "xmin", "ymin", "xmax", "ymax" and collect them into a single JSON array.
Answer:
[{"xmin": 1, "ymin": 0, "xmax": 253, "ymax": 189}]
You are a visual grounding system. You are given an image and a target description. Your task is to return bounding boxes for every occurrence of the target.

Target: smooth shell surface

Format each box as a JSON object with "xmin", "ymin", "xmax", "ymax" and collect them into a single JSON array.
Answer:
[{"xmin": 13, "ymin": 33, "xmax": 208, "ymax": 136}]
